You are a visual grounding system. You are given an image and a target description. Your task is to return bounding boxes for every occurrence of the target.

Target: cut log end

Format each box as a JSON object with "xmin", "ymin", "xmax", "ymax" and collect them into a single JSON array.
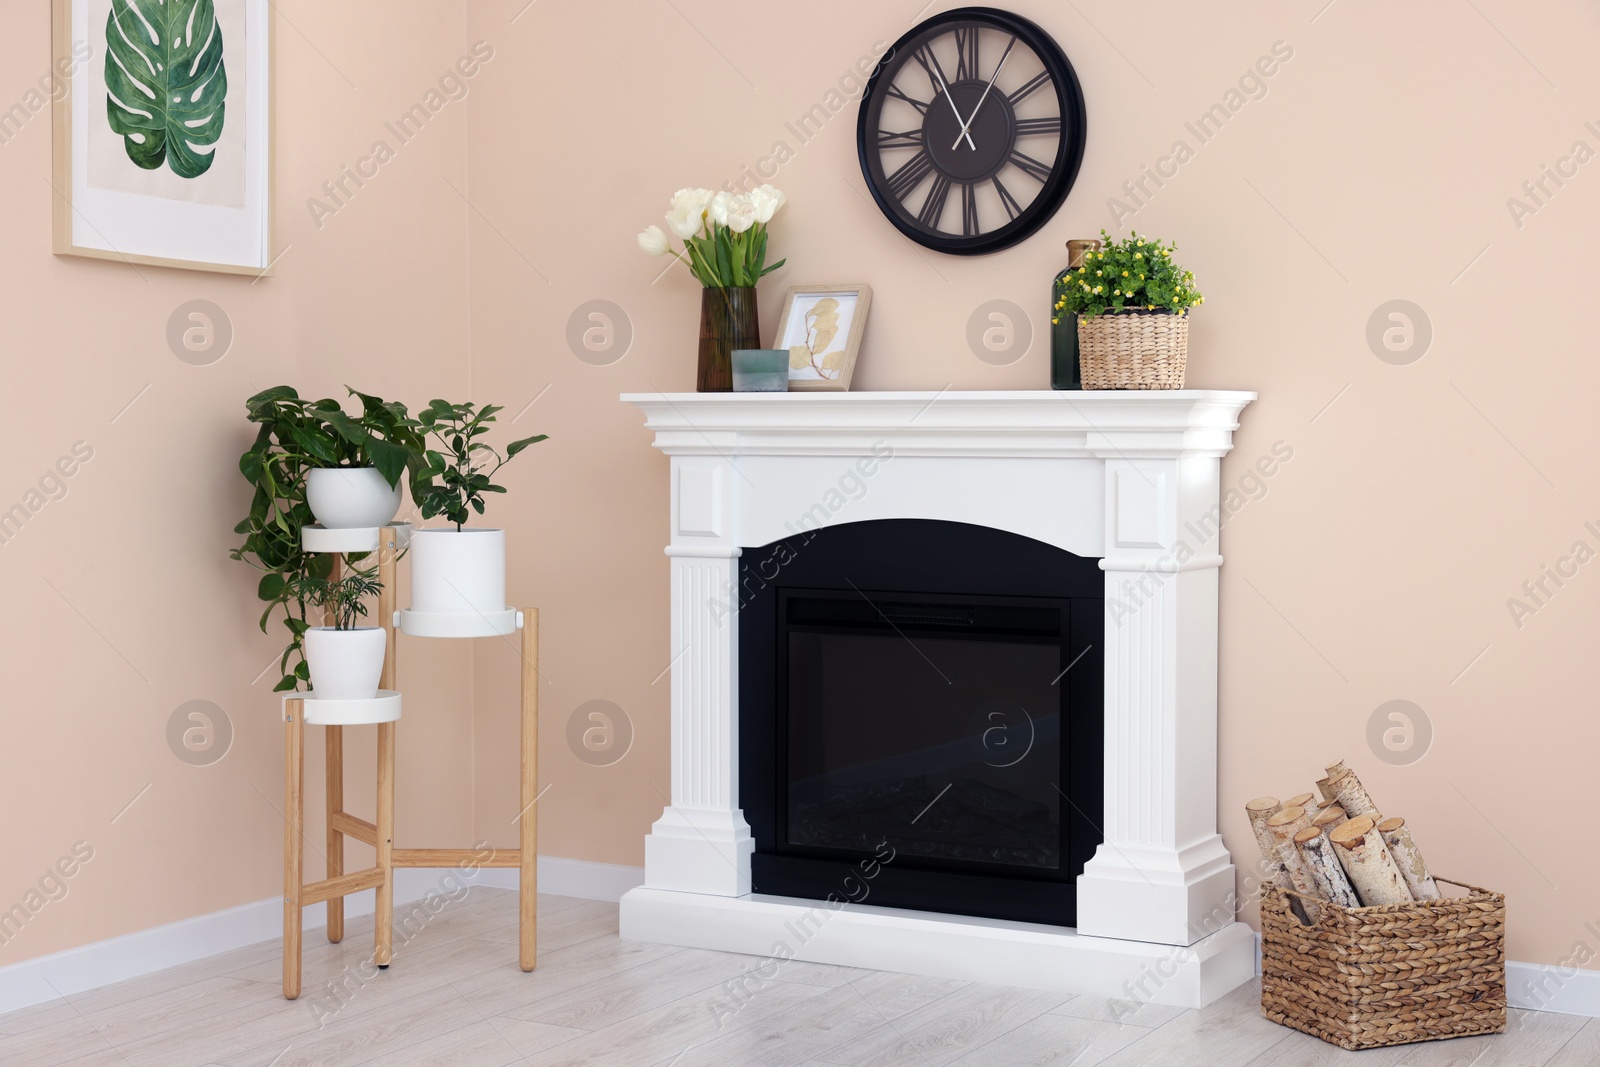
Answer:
[
  {"xmin": 1329, "ymin": 815, "xmax": 1376, "ymax": 850},
  {"xmin": 1245, "ymin": 796, "xmax": 1282, "ymax": 815},
  {"xmin": 1266, "ymin": 805, "xmax": 1308, "ymax": 828},
  {"xmin": 1285, "ymin": 792, "xmax": 1316, "ymax": 811},
  {"xmin": 1377, "ymin": 816, "xmax": 1404, "ymax": 833}
]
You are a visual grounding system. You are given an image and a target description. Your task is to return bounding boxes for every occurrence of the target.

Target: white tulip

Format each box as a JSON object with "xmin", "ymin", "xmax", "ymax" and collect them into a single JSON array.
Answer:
[
  {"xmin": 707, "ymin": 191, "xmax": 733, "ymax": 228},
  {"xmin": 637, "ymin": 224, "xmax": 671, "ymax": 257},
  {"xmin": 750, "ymin": 185, "xmax": 786, "ymax": 224},
  {"xmin": 723, "ymin": 194, "xmax": 757, "ymax": 233},
  {"xmin": 666, "ymin": 187, "xmax": 712, "ymax": 239}
]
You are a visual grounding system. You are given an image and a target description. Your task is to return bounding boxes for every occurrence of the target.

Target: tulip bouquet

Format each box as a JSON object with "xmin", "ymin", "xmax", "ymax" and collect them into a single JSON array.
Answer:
[{"xmin": 638, "ymin": 186, "xmax": 787, "ymax": 288}]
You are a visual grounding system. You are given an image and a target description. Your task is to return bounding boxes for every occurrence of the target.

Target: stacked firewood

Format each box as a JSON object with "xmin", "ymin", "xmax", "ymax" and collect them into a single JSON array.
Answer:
[{"xmin": 1245, "ymin": 759, "xmax": 1440, "ymax": 924}]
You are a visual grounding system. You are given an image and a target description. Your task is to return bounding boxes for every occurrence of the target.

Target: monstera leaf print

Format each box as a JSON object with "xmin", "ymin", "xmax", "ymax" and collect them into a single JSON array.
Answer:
[{"xmin": 105, "ymin": 0, "xmax": 228, "ymax": 178}]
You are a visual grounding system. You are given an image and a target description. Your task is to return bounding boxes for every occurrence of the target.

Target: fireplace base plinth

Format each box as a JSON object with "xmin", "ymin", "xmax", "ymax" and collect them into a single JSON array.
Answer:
[{"xmin": 619, "ymin": 887, "xmax": 1257, "ymax": 1009}]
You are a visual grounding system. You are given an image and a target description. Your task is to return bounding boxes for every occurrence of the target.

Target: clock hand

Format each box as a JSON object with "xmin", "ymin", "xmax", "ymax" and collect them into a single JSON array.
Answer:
[
  {"xmin": 950, "ymin": 36, "xmax": 1017, "ymax": 152},
  {"xmin": 926, "ymin": 62, "xmax": 978, "ymax": 152}
]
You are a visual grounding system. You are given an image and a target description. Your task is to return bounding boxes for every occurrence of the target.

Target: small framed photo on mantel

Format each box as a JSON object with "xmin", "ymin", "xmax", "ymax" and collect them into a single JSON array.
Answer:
[
  {"xmin": 774, "ymin": 284, "xmax": 872, "ymax": 391},
  {"xmin": 51, "ymin": 0, "xmax": 275, "ymax": 275}
]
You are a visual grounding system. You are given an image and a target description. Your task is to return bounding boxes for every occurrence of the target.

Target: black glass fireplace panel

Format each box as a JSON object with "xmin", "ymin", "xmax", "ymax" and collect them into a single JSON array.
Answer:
[
  {"xmin": 785, "ymin": 629, "xmax": 1062, "ymax": 869},
  {"xmin": 738, "ymin": 518, "xmax": 1103, "ymax": 927}
]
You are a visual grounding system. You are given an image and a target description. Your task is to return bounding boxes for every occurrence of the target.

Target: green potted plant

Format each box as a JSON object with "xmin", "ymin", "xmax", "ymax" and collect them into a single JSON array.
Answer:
[
  {"xmin": 232, "ymin": 386, "xmax": 418, "ymax": 692},
  {"xmin": 1054, "ymin": 230, "xmax": 1203, "ymax": 390},
  {"xmin": 291, "ymin": 568, "xmax": 386, "ymax": 700},
  {"xmin": 403, "ymin": 401, "xmax": 547, "ymax": 636},
  {"xmin": 637, "ymin": 186, "xmax": 787, "ymax": 391}
]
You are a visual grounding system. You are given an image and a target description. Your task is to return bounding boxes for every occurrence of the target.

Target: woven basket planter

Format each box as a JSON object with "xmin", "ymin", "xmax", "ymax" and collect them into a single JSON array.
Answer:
[
  {"xmin": 1078, "ymin": 309, "xmax": 1188, "ymax": 390},
  {"xmin": 1260, "ymin": 879, "xmax": 1506, "ymax": 1051}
]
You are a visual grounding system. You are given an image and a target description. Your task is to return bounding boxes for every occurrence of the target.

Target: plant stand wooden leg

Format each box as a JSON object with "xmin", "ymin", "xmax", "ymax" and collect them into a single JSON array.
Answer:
[
  {"xmin": 520, "ymin": 608, "xmax": 538, "ymax": 972},
  {"xmin": 374, "ymin": 528, "xmax": 398, "ymax": 968},
  {"xmin": 375, "ymin": 721, "xmax": 395, "ymax": 968},
  {"xmin": 283, "ymin": 699, "xmax": 305, "ymax": 1000},
  {"xmin": 325, "ymin": 725, "xmax": 344, "ymax": 944}
]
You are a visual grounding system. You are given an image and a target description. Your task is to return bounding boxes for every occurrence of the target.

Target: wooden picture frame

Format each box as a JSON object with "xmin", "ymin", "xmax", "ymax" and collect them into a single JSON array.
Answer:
[
  {"xmin": 52, "ymin": 0, "xmax": 275, "ymax": 275},
  {"xmin": 773, "ymin": 284, "xmax": 872, "ymax": 392}
]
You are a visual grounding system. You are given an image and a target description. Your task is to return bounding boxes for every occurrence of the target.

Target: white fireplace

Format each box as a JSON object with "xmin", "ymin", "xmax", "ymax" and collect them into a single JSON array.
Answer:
[{"xmin": 618, "ymin": 389, "xmax": 1257, "ymax": 1008}]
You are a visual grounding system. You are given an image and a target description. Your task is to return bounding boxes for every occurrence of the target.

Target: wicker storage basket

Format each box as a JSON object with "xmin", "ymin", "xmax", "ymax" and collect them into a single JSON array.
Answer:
[
  {"xmin": 1077, "ymin": 309, "xmax": 1188, "ymax": 389},
  {"xmin": 1260, "ymin": 879, "xmax": 1506, "ymax": 1051}
]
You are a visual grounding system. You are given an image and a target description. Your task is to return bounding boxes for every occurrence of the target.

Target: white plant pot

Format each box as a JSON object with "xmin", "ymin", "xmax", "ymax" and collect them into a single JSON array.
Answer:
[
  {"xmin": 303, "ymin": 627, "xmax": 387, "ymax": 701},
  {"xmin": 408, "ymin": 528, "xmax": 506, "ymax": 617},
  {"xmin": 305, "ymin": 467, "xmax": 402, "ymax": 530}
]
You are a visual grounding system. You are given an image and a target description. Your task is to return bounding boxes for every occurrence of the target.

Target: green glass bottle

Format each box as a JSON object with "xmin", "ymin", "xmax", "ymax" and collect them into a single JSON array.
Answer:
[{"xmin": 1051, "ymin": 238, "xmax": 1101, "ymax": 390}]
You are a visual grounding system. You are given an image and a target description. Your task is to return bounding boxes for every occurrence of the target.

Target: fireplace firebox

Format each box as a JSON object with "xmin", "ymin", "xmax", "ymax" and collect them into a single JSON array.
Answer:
[{"xmin": 739, "ymin": 519, "xmax": 1103, "ymax": 926}]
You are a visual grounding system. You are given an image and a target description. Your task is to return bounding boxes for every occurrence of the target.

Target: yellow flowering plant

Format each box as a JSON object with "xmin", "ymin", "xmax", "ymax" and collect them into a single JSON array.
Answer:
[{"xmin": 1053, "ymin": 230, "xmax": 1202, "ymax": 321}]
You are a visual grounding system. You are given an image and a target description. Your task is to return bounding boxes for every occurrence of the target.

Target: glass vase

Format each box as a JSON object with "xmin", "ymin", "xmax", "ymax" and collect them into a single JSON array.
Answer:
[
  {"xmin": 698, "ymin": 287, "xmax": 760, "ymax": 393},
  {"xmin": 1051, "ymin": 238, "xmax": 1101, "ymax": 390}
]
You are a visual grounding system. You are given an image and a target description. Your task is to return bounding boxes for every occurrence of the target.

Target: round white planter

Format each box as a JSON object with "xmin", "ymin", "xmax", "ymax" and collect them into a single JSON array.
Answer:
[
  {"xmin": 305, "ymin": 467, "xmax": 402, "ymax": 530},
  {"xmin": 408, "ymin": 528, "xmax": 507, "ymax": 617},
  {"xmin": 303, "ymin": 626, "xmax": 387, "ymax": 700}
]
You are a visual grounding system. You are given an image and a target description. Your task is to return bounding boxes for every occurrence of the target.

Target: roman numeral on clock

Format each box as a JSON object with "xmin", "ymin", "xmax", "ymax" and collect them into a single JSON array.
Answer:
[
  {"xmin": 1008, "ymin": 71, "xmax": 1052, "ymax": 105},
  {"xmin": 954, "ymin": 27, "xmax": 980, "ymax": 81},
  {"xmin": 918, "ymin": 176, "xmax": 952, "ymax": 229},
  {"xmin": 1007, "ymin": 150, "xmax": 1054, "ymax": 183},
  {"xmin": 885, "ymin": 84, "xmax": 930, "ymax": 114},
  {"xmin": 961, "ymin": 182, "xmax": 979, "ymax": 236},
  {"xmin": 993, "ymin": 177, "xmax": 1023, "ymax": 220},
  {"xmin": 877, "ymin": 129, "xmax": 923, "ymax": 150},
  {"xmin": 885, "ymin": 151, "xmax": 934, "ymax": 201},
  {"xmin": 1015, "ymin": 117, "xmax": 1062, "ymax": 138},
  {"xmin": 911, "ymin": 45, "xmax": 951, "ymax": 96}
]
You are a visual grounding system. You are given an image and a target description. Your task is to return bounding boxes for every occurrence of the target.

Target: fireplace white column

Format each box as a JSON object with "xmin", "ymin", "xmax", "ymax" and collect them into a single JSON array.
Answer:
[
  {"xmin": 1075, "ymin": 456, "xmax": 1235, "ymax": 946},
  {"xmin": 644, "ymin": 451, "xmax": 755, "ymax": 897},
  {"xmin": 621, "ymin": 390, "xmax": 1258, "ymax": 1007}
]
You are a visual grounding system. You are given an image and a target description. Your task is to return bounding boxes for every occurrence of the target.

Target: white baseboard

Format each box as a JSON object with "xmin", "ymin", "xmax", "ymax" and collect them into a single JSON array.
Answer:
[
  {"xmin": 1509, "ymin": 961, "xmax": 1600, "ymax": 1016},
  {"xmin": 0, "ymin": 855, "xmax": 643, "ymax": 1017}
]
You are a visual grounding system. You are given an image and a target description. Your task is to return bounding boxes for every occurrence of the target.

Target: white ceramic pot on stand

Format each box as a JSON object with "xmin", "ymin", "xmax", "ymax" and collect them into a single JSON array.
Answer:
[
  {"xmin": 303, "ymin": 626, "xmax": 388, "ymax": 700},
  {"xmin": 306, "ymin": 467, "xmax": 403, "ymax": 530},
  {"xmin": 401, "ymin": 528, "xmax": 517, "ymax": 637}
]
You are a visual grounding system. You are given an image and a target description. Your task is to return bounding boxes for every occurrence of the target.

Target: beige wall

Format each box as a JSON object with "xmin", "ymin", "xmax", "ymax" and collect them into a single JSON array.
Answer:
[
  {"xmin": 0, "ymin": 2, "xmax": 481, "ymax": 965},
  {"xmin": 4, "ymin": 0, "xmax": 1597, "ymax": 976}
]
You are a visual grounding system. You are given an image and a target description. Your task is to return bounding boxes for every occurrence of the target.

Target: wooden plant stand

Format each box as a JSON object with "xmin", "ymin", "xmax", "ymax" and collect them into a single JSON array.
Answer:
[{"xmin": 282, "ymin": 524, "xmax": 538, "ymax": 1000}]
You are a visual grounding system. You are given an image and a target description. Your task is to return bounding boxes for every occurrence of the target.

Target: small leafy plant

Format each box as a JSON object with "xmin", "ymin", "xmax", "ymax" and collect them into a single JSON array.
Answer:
[
  {"xmin": 232, "ymin": 386, "xmax": 422, "ymax": 691},
  {"xmin": 414, "ymin": 401, "xmax": 548, "ymax": 530},
  {"xmin": 289, "ymin": 569, "xmax": 383, "ymax": 630},
  {"xmin": 1053, "ymin": 230, "xmax": 1203, "ymax": 321}
]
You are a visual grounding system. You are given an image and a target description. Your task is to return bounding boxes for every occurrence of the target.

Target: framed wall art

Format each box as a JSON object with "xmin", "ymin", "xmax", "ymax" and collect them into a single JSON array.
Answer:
[
  {"xmin": 774, "ymin": 283, "xmax": 872, "ymax": 392},
  {"xmin": 52, "ymin": 0, "xmax": 274, "ymax": 275}
]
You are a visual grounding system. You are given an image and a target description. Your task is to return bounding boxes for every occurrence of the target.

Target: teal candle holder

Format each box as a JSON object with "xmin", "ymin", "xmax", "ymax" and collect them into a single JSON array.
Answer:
[{"xmin": 732, "ymin": 349, "xmax": 790, "ymax": 392}]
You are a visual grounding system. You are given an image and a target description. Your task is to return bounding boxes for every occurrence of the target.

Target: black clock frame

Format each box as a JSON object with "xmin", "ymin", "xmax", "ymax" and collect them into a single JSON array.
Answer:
[{"xmin": 856, "ymin": 7, "xmax": 1088, "ymax": 256}]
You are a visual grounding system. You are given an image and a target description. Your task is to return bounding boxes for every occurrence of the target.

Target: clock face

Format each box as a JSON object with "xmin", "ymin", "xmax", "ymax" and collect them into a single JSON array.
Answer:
[{"xmin": 857, "ymin": 8, "xmax": 1087, "ymax": 256}]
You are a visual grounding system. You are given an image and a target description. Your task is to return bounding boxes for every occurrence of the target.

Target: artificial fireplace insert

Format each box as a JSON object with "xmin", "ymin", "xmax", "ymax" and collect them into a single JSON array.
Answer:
[{"xmin": 739, "ymin": 519, "xmax": 1103, "ymax": 926}]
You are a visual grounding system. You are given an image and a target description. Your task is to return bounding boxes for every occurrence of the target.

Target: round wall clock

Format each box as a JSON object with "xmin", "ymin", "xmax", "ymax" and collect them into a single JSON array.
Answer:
[{"xmin": 857, "ymin": 7, "xmax": 1087, "ymax": 256}]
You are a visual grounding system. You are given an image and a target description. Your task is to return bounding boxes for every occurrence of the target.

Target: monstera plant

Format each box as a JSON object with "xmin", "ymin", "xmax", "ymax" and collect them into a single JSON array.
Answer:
[{"xmin": 105, "ymin": 0, "xmax": 228, "ymax": 178}]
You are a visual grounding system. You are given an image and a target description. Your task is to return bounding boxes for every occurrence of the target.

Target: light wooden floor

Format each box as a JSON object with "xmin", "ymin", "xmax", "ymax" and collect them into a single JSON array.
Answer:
[{"xmin": 1, "ymin": 888, "xmax": 1593, "ymax": 1066}]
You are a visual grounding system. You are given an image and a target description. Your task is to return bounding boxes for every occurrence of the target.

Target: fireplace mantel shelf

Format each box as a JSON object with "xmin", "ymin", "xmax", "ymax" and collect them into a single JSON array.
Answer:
[{"xmin": 621, "ymin": 390, "xmax": 1257, "ymax": 459}]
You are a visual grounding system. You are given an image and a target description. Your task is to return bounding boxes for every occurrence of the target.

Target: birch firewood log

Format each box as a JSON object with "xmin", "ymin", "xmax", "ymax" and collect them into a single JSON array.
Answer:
[
  {"xmin": 1246, "ymin": 797, "xmax": 1290, "ymax": 886},
  {"xmin": 1330, "ymin": 769, "xmax": 1380, "ymax": 821},
  {"xmin": 1316, "ymin": 776, "xmax": 1338, "ymax": 802},
  {"xmin": 1329, "ymin": 815, "xmax": 1413, "ymax": 906},
  {"xmin": 1378, "ymin": 816, "xmax": 1441, "ymax": 901},
  {"xmin": 1294, "ymin": 825, "xmax": 1360, "ymax": 910},
  {"xmin": 1285, "ymin": 792, "xmax": 1316, "ymax": 813},
  {"xmin": 1312, "ymin": 803, "xmax": 1348, "ymax": 832},
  {"xmin": 1325, "ymin": 759, "xmax": 1348, "ymax": 781},
  {"xmin": 1266, "ymin": 806, "xmax": 1321, "ymax": 922},
  {"xmin": 1241, "ymin": 796, "xmax": 1280, "ymax": 863}
]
